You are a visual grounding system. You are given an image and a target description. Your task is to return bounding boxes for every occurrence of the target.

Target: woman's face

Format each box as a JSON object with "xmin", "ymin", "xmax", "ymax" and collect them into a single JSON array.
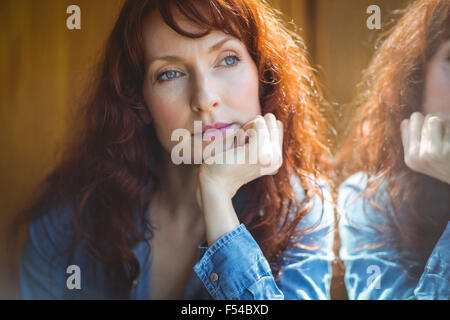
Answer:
[
  {"xmin": 141, "ymin": 9, "xmax": 261, "ymax": 160},
  {"xmin": 423, "ymin": 40, "xmax": 450, "ymax": 119}
]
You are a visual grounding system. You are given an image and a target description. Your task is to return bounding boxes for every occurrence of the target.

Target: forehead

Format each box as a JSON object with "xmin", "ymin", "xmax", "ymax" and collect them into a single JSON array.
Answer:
[
  {"xmin": 428, "ymin": 39, "xmax": 450, "ymax": 65},
  {"xmin": 142, "ymin": 7, "xmax": 242, "ymax": 61},
  {"xmin": 143, "ymin": 7, "xmax": 205, "ymax": 38},
  {"xmin": 436, "ymin": 40, "xmax": 450, "ymax": 54}
]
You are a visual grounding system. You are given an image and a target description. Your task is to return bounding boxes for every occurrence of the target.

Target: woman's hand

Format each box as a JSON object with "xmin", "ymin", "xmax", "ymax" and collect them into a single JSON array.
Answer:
[
  {"xmin": 196, "ymin": 113, "xmax": 284, "ymax": 245},
  {"xmin": 199, "ymin": 113, "xmax": 283, "ymax": 198},
  {"xmin": 401, "ymin": 112, "xmax": 450, "ymax": 184}
]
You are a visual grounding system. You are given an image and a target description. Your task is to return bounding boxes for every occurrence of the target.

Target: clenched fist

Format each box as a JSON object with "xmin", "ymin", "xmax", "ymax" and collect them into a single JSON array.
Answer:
[{"xmin": 198, "ymin": 113, "xmax": 283, "ymax": 201}]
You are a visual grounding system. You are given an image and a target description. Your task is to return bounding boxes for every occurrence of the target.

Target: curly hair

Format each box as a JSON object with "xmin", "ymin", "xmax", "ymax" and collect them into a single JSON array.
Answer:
[
  {"xmin": 12, "ymin": 0, "xmax": 332, "ymax": 298},
  {"xmin": 337, "ymin": 0, "xmax": 450, "ymax": 279}
]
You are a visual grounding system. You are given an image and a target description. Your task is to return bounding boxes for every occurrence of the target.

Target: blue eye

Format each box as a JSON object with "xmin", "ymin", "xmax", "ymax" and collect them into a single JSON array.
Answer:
[
  {"xmin": 157, "ymin": 70, "xmax": 182, "ymax": 82},
  {"xmin": 220, "ymin": 55, "xmax": 240, "ymax": 67},
  {"xmin": 156, "ymin": 54, "xmax": 240, "ymax": 83}
]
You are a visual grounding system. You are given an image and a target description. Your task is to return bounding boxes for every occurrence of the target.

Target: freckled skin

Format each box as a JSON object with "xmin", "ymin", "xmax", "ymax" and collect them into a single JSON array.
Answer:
[{"xmin": 141, "ymin": 9, "xmax": 261, "ymax": 162}]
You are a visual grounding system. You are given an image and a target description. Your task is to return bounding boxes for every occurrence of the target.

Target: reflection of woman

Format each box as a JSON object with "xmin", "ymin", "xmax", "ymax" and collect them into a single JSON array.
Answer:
[
  {"xmin": 337, "ymin": 0, "xmax": 449, "ymax": 299},
  {"xmin": 16, "ymin": 0, "xmax": 334, "ymax": 299}
]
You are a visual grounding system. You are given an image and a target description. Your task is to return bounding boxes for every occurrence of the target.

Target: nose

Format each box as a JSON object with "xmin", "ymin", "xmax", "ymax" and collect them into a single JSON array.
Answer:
[{"xmin": 190, "ymin": 71, "xmax": 220, "ymax": 113}]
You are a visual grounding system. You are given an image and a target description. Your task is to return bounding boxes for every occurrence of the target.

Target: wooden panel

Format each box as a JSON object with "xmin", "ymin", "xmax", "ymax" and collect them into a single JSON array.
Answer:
[
  {"xmin": 0, "ymin": 0, "xmax": 125, "ymax": 298},
  {"xmin": 268, "ymin": 0, "xmax": 313, "ymax": 50},
  {"xmin": 312, "ymin": 0, "xmax": 412, "ymax": 130}
]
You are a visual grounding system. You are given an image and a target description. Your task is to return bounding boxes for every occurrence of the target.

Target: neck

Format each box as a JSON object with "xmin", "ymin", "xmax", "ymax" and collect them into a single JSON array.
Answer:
[{"xmin": 154, "ymin": 152, "xmax": 201, "ymax": 217}]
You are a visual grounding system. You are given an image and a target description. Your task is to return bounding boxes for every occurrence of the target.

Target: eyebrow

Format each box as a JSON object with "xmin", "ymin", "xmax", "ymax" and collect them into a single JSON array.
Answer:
[{"xmin": 149, "ymin": 36, "xmax": 236, "ymax": 65}]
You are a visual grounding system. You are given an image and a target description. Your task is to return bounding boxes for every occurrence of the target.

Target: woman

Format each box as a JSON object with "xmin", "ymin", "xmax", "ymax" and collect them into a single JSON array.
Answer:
[
  {"xmin": 337, "ymin": 0, "xmax": 449, "ymax": 300},
  {"xmin": 15, "ymin": 0, "xmax": 334, "ymax": 299}
]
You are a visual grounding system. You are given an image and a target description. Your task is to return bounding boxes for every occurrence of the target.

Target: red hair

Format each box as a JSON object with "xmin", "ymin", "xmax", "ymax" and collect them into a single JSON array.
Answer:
[
  {"xmin": 337, "ymin": 0, "xmax": 450, "ymax": 279},
  {"xmin": 12, "ymin": 0, "xmax": 331, "ymax": 298}
]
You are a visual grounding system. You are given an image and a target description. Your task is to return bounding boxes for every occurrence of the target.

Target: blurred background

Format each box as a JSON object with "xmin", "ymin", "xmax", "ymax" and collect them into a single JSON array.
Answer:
[{"xmin": 0, "ymin": 0, "xmax": 413, "ymax": 299}]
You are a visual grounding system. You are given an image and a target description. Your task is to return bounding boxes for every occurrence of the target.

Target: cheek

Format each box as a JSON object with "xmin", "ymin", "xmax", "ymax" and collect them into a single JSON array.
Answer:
[
  {"xmin": 145, "ymin": 90, "xmax": 189, "ymax": 150},
  {"xmin": 151, "ymin": 98, "xmax": 180, "ymax": 127},
  {"xmin": 226, "ymin": 64, "xmax": 261, "ymax": 117},
  {"xmin": 423, "ymin": 64, "xmax": 450, "ymax": 116}
]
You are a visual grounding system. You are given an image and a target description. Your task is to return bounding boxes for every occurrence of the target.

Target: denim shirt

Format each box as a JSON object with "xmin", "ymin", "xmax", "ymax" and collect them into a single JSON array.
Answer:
[
  {"xmin": 338, "ymin": 172, "xmax": 450, "ymax": 300},
  {"xmin": 19, "ymin": 175, "xmax": 335, "ymax": 300}
]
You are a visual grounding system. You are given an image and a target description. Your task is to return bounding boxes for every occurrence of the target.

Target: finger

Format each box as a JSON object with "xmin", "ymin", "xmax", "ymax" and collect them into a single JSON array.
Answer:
[
  {"xmin": 427, "ymin": 116, "xmax": 443, "ymax": 155},
  {"xmin": 420, "ymin": 114, "xmax": 433, "ymax": 157},
  {"xmin": 265, "ymin": 113, "xmax": 282, "ymax": 174},
  {"xmin": 235, "ymin": 123, "xmax": 258, "ymax": 165},
  {"xmin": 236, "ymin": 126, "xmax": 250, "ymax": 147},
  {"xmin": 203, "ymin": 128, "xmax": 238, "ymax": 159},
  {"xmin": 236, "ymin": 116, "xmax": 262, "ymax": 147},
  {"xmin": 401, "ymin": 119, "xmax": 409, "ymax": 156},
  {"xmin": 409, "ymin": 112, "xmax": 424, "ymax": 155},
  {"xmin": 274, "ymin": 120, "xmax": 284, "ymax": 174},
  {"xmin": 255, "ymin": 116, "xmax": 272, "ymax": 166},
  {"xmin": 203, "ymin": 125, "xmax": 238, "ymax": 144},
  {"xmin": 443, "ymin": 124, "xmax": 450, "ymax": 156},
  {"xmin": 241, "ymin": 116, "xmax": 259, "ymax": 131},
  {"xmin": 204, "ymin": 135, "xmax": 255, "ymax": 168},
  {"xmin": 214, "ymin": 117, "xmax": 258, "ymax": 165},
  {"xmin": 264, "ymin": 113, "xmax": 280, "ymax": 153},
  {"xmin": 277, "ymin": 120, "xmax": 284, "ymax": 150}
]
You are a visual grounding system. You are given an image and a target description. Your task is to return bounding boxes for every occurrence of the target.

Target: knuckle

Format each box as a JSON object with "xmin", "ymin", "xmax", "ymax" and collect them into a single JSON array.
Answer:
[
  {"xmin": 410, "ymin": 145, "xmax": 420, "ymax": 156},
  {"xmin": 428, "ymin": 151, "xmax": 442, "ymax": 162},
  {"xmin": 277, "ymin": 156, "xmax": 283, "ymax": 168},
  {"xmin": 260, "ymin": 151, "xmax": 273, "ymax": 165},
  {"xmin": 404, "ymin": 156, "xmax": 418, "ymax": 170},
  {"xmin": 404, "ymin": 156, "xmax": 412, "ymax": 168},
  {"xmin": 401, "ymin": 119, "xmax": 408, "ymax": 127},
  {"xmin": 264, "ymin": 113, "xmax": 276, "ymax": 121},
  {"xmin": 411, "ymin": 112, "xmax": 423, "ymax": 121},
  {"xmin": 428, "ymin": 116, "xmax": 441, "ymax": 125},
  {"xmin": 424, "ymin": 113, "xmax": 433, "ymax": 122},
  {"xmin": 420, "ymin": 148, "xmax": 436, "ymax": 161},
  {"xmin": 417, "ymin": 152, "xmax": 428, "ymax": 164},
  {"xmin": 256, "ymin": 116, "xmax": 265, "ymax": 127}
]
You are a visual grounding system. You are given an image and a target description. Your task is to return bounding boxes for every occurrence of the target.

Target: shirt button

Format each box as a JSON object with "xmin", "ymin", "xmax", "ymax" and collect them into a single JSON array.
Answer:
[
  {"xmin": 209, "ymin": 272, "xmax": 219, "ymax": 282},
  {"xmin": 133, "ymin": 279, "xmax": 139, "ymax": 286}
]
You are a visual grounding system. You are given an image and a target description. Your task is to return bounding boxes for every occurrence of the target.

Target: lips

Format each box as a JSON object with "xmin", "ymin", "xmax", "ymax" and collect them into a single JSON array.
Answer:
[
  {"xmin": 202, "ymin": 122, "xmax": 233, "ymax": 133},
  {"xmin": 190, "ymin": 122, "xmax": 240, "ymax": 139}
]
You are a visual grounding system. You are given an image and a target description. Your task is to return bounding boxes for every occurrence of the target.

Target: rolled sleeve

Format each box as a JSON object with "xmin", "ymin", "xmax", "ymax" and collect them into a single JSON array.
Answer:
[
  {"xmin": 193, "ymin": 178, "xmax": 335, "ymax": 300},
  {"xmin": 193, "ymin": 224, "xmax": 283, "ymax": 300}
]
